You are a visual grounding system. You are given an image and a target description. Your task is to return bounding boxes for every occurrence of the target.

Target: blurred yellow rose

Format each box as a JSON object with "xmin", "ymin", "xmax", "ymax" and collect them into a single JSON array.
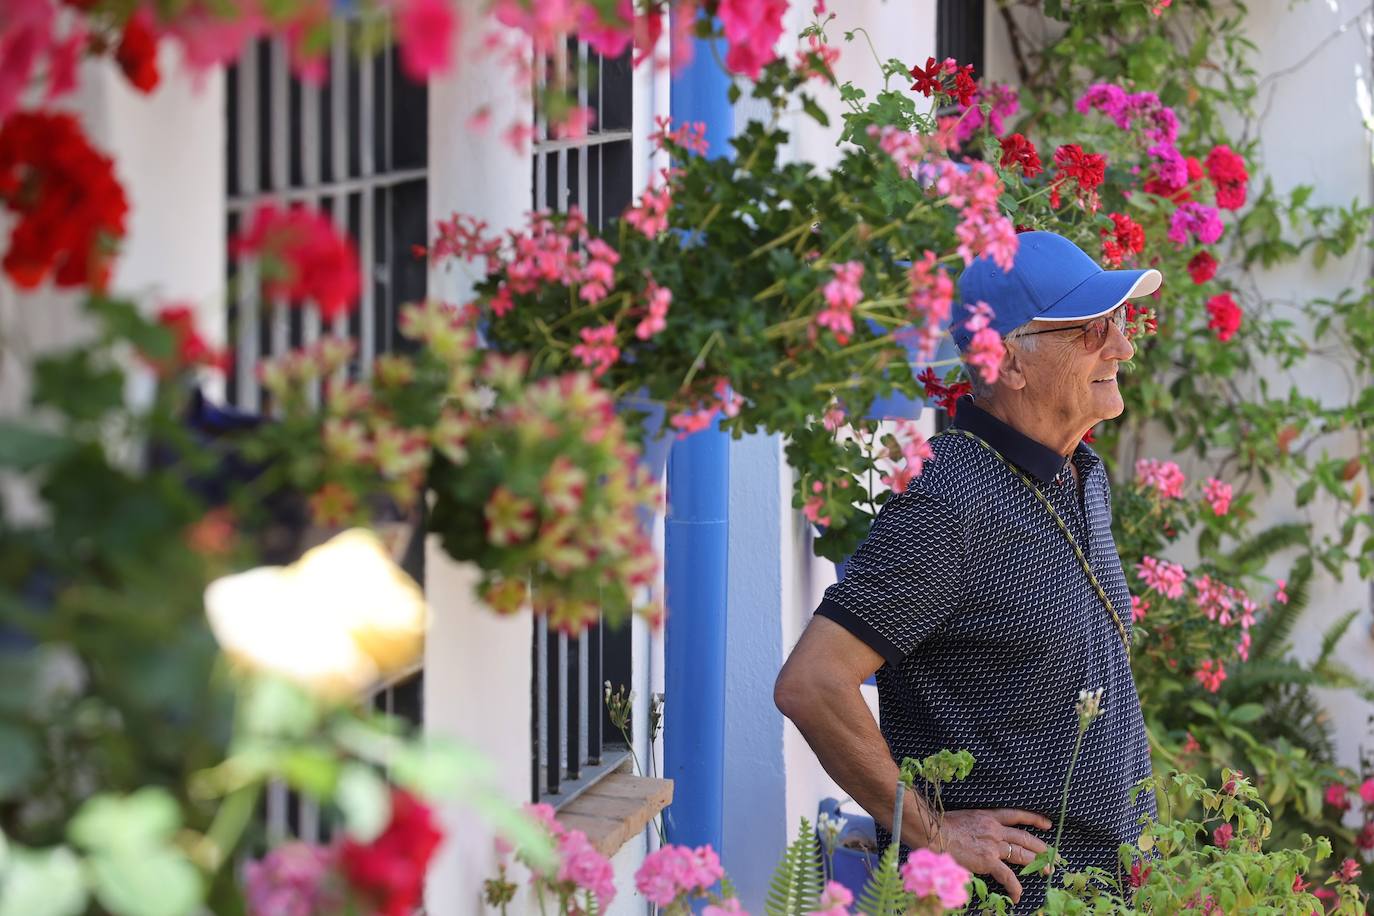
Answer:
[{"xmin": 204, "ymin": 529, "xmax": 427, "ymax": 700}]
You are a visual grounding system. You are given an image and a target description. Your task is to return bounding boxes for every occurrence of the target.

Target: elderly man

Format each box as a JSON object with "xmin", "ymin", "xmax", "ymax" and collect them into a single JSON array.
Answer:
[{"xmin": 774, "ymin": 231, "xmax": 1161, "ymax": 909}]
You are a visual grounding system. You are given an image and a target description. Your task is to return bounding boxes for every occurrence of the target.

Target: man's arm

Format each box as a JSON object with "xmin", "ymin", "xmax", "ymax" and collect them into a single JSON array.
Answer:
[{"xmin": 773, "ymin": 615, "xmax": 1050, "ymax": 904}]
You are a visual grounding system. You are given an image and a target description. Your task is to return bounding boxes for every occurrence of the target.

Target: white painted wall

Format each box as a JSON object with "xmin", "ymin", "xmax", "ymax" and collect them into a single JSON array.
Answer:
[
  {"xmin": 422, "ymin": 18, "xmax": 536, "ymax": 911},
  {"xmin": 984, "ymin": 0, "xmax": 1374, "ymax": 766}
]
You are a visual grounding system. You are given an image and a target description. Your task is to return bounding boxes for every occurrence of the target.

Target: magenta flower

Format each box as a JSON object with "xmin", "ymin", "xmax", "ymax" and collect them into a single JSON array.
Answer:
[
  {"xmin": 705, "ymin": 899, "xmax": 749, "ymax": 915},
  {"xmin": 1326, "ymin": 783, "xmax": 1351, "ymax": 811},
  {"xmin": 1168, "ymin": 202, "xmax": 1224, "ymax": 246},
  {"xmin": 900, "ymin": 848, "xmax": 971, "ymax": 910},
  {"xmin": 1360, "ymin": 777, "xmax": 1374, "ymax": 806},
  {"xmin": 244, "ymin": 842, "xmax": 342, "ymax": 916},
  {"xmin": 1212, "ymin": 822, "xmax": 1234, "ymax": 849}
]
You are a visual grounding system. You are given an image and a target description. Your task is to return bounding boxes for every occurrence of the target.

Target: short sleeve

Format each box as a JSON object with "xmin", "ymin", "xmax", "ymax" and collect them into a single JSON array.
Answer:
[{"xmin": 814, "ymin": 487, "xmax": 965, "ymax": 666}]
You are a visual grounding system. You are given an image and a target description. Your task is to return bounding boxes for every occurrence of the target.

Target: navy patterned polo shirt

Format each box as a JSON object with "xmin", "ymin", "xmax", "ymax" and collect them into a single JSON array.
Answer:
[{"xmin": 816, "ymin": 396, "xmax": 1155, "ymax": 910}]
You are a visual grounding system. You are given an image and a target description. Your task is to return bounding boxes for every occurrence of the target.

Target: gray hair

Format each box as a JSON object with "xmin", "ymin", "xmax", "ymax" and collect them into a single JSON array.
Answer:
[{"xmin": 964, "ymin": 319, "xmax": 1038, "ymax": 400}]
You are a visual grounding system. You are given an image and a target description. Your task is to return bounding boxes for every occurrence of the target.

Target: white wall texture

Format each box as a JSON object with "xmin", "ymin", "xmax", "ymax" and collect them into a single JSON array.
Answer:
[{"xmin": 985, "ymin": 1, "xmax": 1374, "ymax": 766}]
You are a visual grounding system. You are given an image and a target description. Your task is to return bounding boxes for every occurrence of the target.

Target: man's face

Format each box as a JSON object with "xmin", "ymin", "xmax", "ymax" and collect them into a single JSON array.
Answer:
[{"xmin": 1012, "ymin": 306, "xmax": 1136, "ymax": 427}]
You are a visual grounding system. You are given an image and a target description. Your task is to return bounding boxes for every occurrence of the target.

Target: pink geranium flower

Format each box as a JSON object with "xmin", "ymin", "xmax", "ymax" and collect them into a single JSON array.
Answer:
[
  {"xmin": 717, "ymin": 0, "xmax": 787, "ymax": 78},
  {"xmin": 556, "ymin": 829, "xmax": 617, "ymax": 909},
  {"xmin": 1359, "ymin": 777, "xmax": 1374, "ymax": 806},
  {"xmin": 808, "ymin": 880, "xmax": 854, "ymax": 916},
  {"xmin": 817, "ymin": 261, "xmax": 864, "ymax": 345},
  {"xmin": 571, "ymin": 324, "xmax": 621, "ymax": 377},
  {"xmin": 635, "ymin": 279, "xmax": 672, "ymax": 340},
  {"xmin": 634, "ymin": 844, "xmax": 724, "ymax": 907},
  {"xmin": 1202, "ymin": 477, "xmax": 1232, "ymax": 515},
  {"xmin": 900, "ymin": 848, "xmax": 971, "ymax": 910},
  {"xmin": 1136, "ymin": 555, "xmax": 1187, "ymax": 599},
  {"xmin": 394, "ymin": 0, "xmax": 460, "ymax": 81},
  {"xmin": 1135, "ymin": 458, "xmax": 1186, "ymax": 499},
  {"xmin": 1326, "ymin": 783, "xmax": 1351, "ymax": 811},
  {"xmin": 1195, "ymin": 658, "xmax": 1226, "ymax": 693}
]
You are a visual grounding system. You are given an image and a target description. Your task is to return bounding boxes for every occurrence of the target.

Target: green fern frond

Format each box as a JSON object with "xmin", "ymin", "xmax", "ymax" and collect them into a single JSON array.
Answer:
[
  {"xmin": 1248, "ymin": 556, "xmax": 1313, "ymax": 661},
  {"xmin": 1222, "ymin": 659, "xmax": 1338, "ymax": 693},
  {"xmin": 857, "ymin": 843, "xmax": 912, "ymax": 916},
  {"xmin": 1316, "ymin": 609, "xmax": 1360, "ymax": 666},
  {"xmin": 764, "ymin": 818, "xmax": 824, "ymax": 916},
  {"xmin": 1221, "ymin": 522, "xmax": 1309, "ymax": 572}
]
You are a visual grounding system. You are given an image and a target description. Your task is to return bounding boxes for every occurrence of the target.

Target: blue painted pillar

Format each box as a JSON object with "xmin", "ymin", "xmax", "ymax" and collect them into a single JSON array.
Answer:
[{"xmin": 663, "ymin": 15, "xmax": 734, "ymax": 855}]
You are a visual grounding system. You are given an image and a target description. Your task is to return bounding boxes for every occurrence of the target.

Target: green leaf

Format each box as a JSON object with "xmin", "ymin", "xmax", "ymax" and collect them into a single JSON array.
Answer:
[
  {"xmin": 0, "ymin": 845, "xmax": 88, "ymax": 916},
  {"xmin": 0, "ymin": 723, "xmax": 40, "ymax": 800},
  {"xmin": 240, "ymin": 675, "xmax": 321, "ymax": 738},
  {"xmin": 336, "ymin": 763, "xmax": 391, "ymax": 843},
  {"xmin": 801, "ymin": 95, "xmax": 830, "ymax": 128},
  {"xmin": 1226, "ymin": 703, "xmax": 1266, "ymax": 724},
  {"xmin": 87, "ymin": 848, "xmax": 201, "ymax": 916},
  {"xmin": 391, "ymin": 738, "xmax": 494, "ymax": 799},
  {"xmin": 765, "ymin": 818, "xmax": 824, "ymax": 916},
  {"xmin": 0, "ymin": 422, "xmax": 74, "ymax": 470},
  {"xmin": 68, "ymin": 789, "xmax": 181, "ymax": 854}
]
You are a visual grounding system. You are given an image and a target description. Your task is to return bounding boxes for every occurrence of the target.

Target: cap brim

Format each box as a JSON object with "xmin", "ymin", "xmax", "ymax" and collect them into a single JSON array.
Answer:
[{"xmin": 1031, "ymin": 268, "xmax": 1163, "ymax": 322}]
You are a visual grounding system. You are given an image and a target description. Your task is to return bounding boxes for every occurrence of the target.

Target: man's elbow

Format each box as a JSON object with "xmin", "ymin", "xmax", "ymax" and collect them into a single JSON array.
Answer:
[{"xmin": 773, "ymin": 665, "xmax": 809, "ymax": 723}]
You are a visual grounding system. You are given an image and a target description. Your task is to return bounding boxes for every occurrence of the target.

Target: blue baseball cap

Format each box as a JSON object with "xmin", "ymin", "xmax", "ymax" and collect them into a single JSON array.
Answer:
[{"xmin": 951, "ymin": 231, "xmax": 1162, "ymax": 350}]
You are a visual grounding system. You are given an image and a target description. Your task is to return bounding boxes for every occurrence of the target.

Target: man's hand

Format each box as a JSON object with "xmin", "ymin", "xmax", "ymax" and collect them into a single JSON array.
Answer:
[{"xmin": 922, "ymin": 808, "xmax": 1052, "ymax": 905}]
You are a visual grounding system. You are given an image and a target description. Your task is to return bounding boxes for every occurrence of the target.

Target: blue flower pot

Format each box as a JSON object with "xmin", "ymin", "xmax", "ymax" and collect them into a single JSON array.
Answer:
[{"xmin": 817, "ymin": 797, "xmax": 880, "ymax": 899}]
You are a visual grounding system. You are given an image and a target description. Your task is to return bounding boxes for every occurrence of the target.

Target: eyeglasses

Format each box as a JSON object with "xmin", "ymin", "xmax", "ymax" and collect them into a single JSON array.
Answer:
[{"xmin": 1011, "ymin": 307, "xmax": 1128, "ymax": 351}]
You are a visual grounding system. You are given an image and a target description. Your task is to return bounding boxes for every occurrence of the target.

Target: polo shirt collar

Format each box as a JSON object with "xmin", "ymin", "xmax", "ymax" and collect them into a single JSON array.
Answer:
[{"xmin": 950, "ymin": 395, "xmax": 1078, "ymax": 484}]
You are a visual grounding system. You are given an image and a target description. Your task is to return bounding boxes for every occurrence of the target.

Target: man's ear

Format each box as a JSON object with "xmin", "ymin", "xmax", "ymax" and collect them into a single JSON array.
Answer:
[{"xmin": 997, "ymin": 343, "xmax": 1030, "ymax": 392}]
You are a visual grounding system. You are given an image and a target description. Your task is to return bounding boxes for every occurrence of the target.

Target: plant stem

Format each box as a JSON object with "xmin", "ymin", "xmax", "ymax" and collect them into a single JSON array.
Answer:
[
  {"xmin": 746, "ymin": 220, "xmax": 815, "ymax": 261},
  {"xmin": 890, "ymin": 777, "xmax": 907, "ymax": 854},
  {"xmin": 1052, "ymin": 726, "xmax": 1087, "ymax": 858},
  {"xmin": 680, "ymin": 330, "xmax": 722, "ymax": 392},
  {"xmin": 199, "ymin": 783, "xmax": 261, "ymax": 873}
]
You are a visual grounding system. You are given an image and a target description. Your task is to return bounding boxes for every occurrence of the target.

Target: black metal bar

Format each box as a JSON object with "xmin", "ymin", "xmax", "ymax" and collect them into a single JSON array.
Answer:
[
  {"xmin": 566, "ymin": 633, "xmax": 581, "ymax": 781},
  {"xmin": 544, "ymin": 621, "xmax": 561, "ymax": 796},
  {"xmin": 587, "ymin": 621, "xmax": 602, "ymax": 763},
  {"xmin": 531, "ymin": 614, "xmax": 541, "ymax": 802}
]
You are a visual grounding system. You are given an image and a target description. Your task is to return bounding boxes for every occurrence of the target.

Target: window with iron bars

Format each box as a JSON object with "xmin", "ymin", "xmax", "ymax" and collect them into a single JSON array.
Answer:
[
  {"xmin": 225, "ymin": 20, "xmax": 427, "ymax": 844},
  {"xmin": 529, "ymin": 41, "xmax": 638, "ymax": 806}
]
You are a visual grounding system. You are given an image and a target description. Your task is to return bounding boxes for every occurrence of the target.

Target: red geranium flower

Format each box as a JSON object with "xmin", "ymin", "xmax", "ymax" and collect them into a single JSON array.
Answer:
[
  {"xmin": 1144, "ymin": 155, "xmax": 1203, "ymax": 202},
  {"xmin": 147, "ymin": 305, "xmax": 229, "ymax": 375},
  {"xmin": 1125, "ymin": 302, "xmax": 1157, "ymax": 338},
  {"xmin": 1050, "ymin": 144, "xmax": 1107, "ymax": 210},
  {"xmin": 231, "ymin": 203, "xmax": 361, "ymax": 319},
  {"xmin": 908, "ymin": 56, "xmax": 944, "ymax": 96},
  {"xmin": 917, "ymin": 367, "xmax": 971, "ymax": 417},
  {"xmin": 116, "ymin": 10, "xmax": 161, "ymax": 94},
  {"xmin": 1205, "ymin": 293, "xmax": 1242, "ymax": 342},
  {"xmin": 1101, "ymin": 212, "xmax": 1145, "ymax": 266},
  {"xmin": 1187, "ymin": 250, "xmax": 1218, "ymax": 284},
  {"xmin": 1205, "ymin": 144, "xmax": 1248, "ymax": 211},
  {"xmin": 0, "ymin": 112, "xmax": 128, "ymax": 291},
  {"xmin": 952, "ymin": 64, "xmax": 977, "ymax": 106},
  {"xmin": 998, "ymin": 133, "xmax": 1042, "ymax": 178},
  {"xmin": 340, "ymin": 788, "xmax": 445, "ymax": 916}
]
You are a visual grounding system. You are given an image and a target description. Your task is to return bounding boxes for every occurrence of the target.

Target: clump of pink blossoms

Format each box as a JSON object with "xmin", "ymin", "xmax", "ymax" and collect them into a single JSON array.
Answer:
[
  {"xmin": 1135, "ymin": 458, "xmax": 1186, "ymax": 499},
  {"xmin": 818, "ymin": 261, "xmax": 864, "ymax": 344},
  {"xmin": 1202, "ymin": 477, "xmax": 1232, "ymax": 515},
  {"xmin": 634, "ymin": 843, "xmax": 726, "ymax": 907},
  {"xmin": 900, "ymin": 848, "xmax": 972, "ymax": 910},
  {"xmin": 961, "ymin": 301, "xmax": 1006, "ymax": 385},
  {"xmin": 1136, "ymin": 555, "xmax": 1187, "ymax": 599}
]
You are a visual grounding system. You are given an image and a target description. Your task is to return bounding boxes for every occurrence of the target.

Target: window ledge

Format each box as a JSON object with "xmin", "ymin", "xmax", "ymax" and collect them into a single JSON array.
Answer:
[{"xmin": 553, "ymin": 763, "xmax": 673, "ymax": 858}]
